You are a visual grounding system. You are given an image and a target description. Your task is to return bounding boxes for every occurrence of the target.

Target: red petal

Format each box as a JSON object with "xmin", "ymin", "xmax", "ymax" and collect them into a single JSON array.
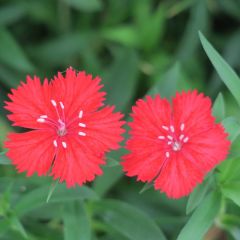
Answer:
[
  {"xmin": 5, "ymin": 76, "xmax": 53, "ymax": 129},
  {"xmin": 172, "ymin": 90, "xmax": 215, "ymax": 137},
  {"xmin": 82, "ymin": 106, "xmax": 125, "ymax": 153},
  {"xmin": 52, "ymin": 68, "xmax": 106, "ymax": 120},
  {"xmin": 154, "ymin": 152, "xmax": 204, "ymax": 199},
  {"xmin": 4, "ymin": 131, "xmax": 56, "ymax": 176},
  {"xmin": 51, "ymin": 135, "xmax": 104, "ymax": 187},
  {"xmin": 122, "ymin": 95, "xmax": 171, "ymax": 182}
]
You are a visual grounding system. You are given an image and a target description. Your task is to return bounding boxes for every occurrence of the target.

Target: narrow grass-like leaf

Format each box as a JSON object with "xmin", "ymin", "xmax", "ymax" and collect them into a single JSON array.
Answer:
[
  {"xmin": 222, "ymin": 182, "xmax": 240, "ymax": 207},
  {"xmin": 212, "ymin": 93, "xmax": 225, "ymax": 122},
  {"xmin": 63, "ymin": 201, "xmax": 91, "ymax": 240},
  {"xmin": 199, "ymin": 32, "xmax": 240, "ymax": 106},
  {"xmin": 0, "ymin": 152, "xmax": 11, "ymax": 165},
  {"xmin": 92, "ymin": 199, "xmax": 166, "ymax": 240},
  {"xmin": 177, "ymin": 191, "xmax": 221, "ymax": 240},
  {"xmin": 222, "ymin": 117, "xmax": 240, "ymax": 142},
  {"xmin": 186, "ymin": 178, "xmax": 212, "ymax": 215}
]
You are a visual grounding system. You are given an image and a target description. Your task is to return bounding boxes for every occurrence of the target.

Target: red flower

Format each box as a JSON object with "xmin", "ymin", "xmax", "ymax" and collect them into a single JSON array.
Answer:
[
  {"xmin": 122, "ymin": 91, "xmax": 230, "ymax": 199},
  {"xmin": 4, "ymin": 67, "xmax": 125, "ymax": 187}
]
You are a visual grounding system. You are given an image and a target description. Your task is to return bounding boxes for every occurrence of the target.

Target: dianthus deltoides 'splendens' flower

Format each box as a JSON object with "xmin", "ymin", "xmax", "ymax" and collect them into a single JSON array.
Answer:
[
  {"xmin": 5, "ymin": 67, "xmax": 125, "ymax": 187},
  {"xmin": 122, "ymin": 91, "xmax": 230, "ymax": 199}
]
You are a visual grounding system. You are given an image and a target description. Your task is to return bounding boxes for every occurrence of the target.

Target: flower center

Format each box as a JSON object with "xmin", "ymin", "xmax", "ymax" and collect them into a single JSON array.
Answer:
[
  {"xmin": 57, "ymin": 119, "xmax": 67, "ymax": 136},
  {"xmin": 36, "ymin": 99, "xmax": 87, "ymax": 149},
  {"xmin": 158, "ymin": 123, "xmax": 189, "ymax": 158}
]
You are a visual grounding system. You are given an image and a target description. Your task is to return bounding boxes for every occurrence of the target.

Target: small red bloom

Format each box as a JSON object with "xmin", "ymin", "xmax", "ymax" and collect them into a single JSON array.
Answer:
[
  {"xmin": 122, "ymin": 91, "xmax": 230, "ymax": 199},
  {"xmin": 5, "ymin": 67, "xmax": 125, "ymax": 187}
]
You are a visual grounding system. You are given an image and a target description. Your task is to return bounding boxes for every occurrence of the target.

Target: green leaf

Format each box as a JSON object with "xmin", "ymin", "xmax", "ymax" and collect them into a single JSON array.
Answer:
[
  {"xmin": 92, "ymin": 199, "xmax": 166, "ymax": 240},
  {"xmin": 148, "ymin": 62, "xmax": 190, "ymax": 97},
  {"xmin": 0, "ymin": 152, "xmax": 11, "ymax": 165},
  {"xmin": 101, "ymin": 25, "xmax": 139, "ymax": 48},
  {"xmin": 222, "ymin": 117, "xmax": 240, "ymax": 142},
  {"xmin": 177, "ymin": 191, "xmax": 221, "ymax": 240},
  {"xmin": 186, "ymin": 178, "xmax": 212, "ymax": 215},
  {"xmin": 222, "ymin": 182, "xmax": 240, "ymax": 207},
  {"xmin": 199, "ymin": 32, "xmax": 240, "ymax": 107},
  {"xmin": 103, "ymin": 48, "xmax": 139, "ymax": 111},
  {"xmin": 63, "ymin": 201, "xmax": 91, "ymax": 240},
  {"xmin": 62, "ymin": 0, "xmax": 102, "ymax": 12},
  {"xmin": 0, "ymin": 28, "xmax": 34, "ymax": 72},
  {"xmin": 212, "ymin": 93, "xmax": 225, "ymax": 122},
  {"xmin": 14, "ymin": 184, "xmax": 98, "ymax": 216}
]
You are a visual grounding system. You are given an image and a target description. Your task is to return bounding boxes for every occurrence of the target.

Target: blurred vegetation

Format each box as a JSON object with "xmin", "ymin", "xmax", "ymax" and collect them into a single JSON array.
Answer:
[{"xmin": 0, "ymin": 0, "xmax": 240, "ymax": 239}]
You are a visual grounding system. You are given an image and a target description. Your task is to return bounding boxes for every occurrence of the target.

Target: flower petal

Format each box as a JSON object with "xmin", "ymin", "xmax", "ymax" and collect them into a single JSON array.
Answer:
[
  {"xmin": 154, "ymin": 152, "xmax": 204, "ymax": 198},
  {"xmin": 51, "ymin": 135, "xmax": 104, "ymax": 187},
  {"xmin": 172, "ymin": 90, "xmax": 215, "ymax": 137},
  {"xmin": 52, "ymin": 68, "xmax": 106, "ymax": 120},
  {"xmin": 4, "ymin": 130, "xmax": 56, "ymax": 176},
  {"xmin": 5, "ymin": 76, "xmax": 53, "ymax": 129},
  {"xmin": 82, "ymin": 106, "xmax": 125, "ymax": 153},
  {"xmin": 122, "ymin": 95, "xmax": 171, "ymax": 182}
]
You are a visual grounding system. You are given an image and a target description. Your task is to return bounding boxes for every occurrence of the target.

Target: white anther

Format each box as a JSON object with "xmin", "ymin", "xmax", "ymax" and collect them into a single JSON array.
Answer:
[
  {"xmin": 37, "ymin": 118, "xmax": 45, "ymax": 123},
  {"xmin": 62, "ymin": 141, "xmax": 67, "ymax": 148},
  {"xmin": 180, "ymin": 123, "xmax": 185, "ymax": 131},
  {"xmin": 53, "ymin": 140, "xmax": 58, "ymax": 147},
  {"xmin": 78, "ymin": 131, "xmax": 86, "ymax": 136},
  {"xmin": 60, "ymin": 101, "xmax": 64, "ymax": 109},
  {"xmin": 167, "ymin": 135, "xmax": 173, "ymax": 140},
  {"xmin": 40, "ymin": 115, "xmax": 48, "ymax": 119},
  {"xmin": 179, "ymin": 134, "xmax": 184, "ymax": 141},
  {"xmin": 170, "ymin": 125, "xmax": 175, "ymax": 133},
  {"xmin": 166, "ymin": 152, "xmax": 170, "ymax": 158},
  {"xmin": 162, "ymin": 125, "xmax": 169, "ymax": 131},
  {"xmin": 79, "ymin": 110, "xmax": 83, "ymax": 119},
  {"xmin": 167, "ymin": 141, "xmax": 172, "ymax": 145},
  {"xmin": 158, "ymin": 136, "xmax": 165, "ymax": 140},
  {"xmin": 79, "ymin": 123, "xmax": 86, "ymax": 128},
  {"xmin": 183, "ymin": 137, "xmax": 189, "ymax": 143},
  {"xmin": 51, "ymin": 99, "xmax": 57, "ymax": 107}
]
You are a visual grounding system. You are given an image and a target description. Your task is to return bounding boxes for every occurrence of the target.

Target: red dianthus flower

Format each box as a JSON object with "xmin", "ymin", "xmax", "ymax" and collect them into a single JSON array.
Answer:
[
  {"xmin": 122, "ymin": 91, "xmax": 230, "ymax": 198},
  {"xmin": 4, "ymin": 67, "xmax": 125, "ymax": 187}
]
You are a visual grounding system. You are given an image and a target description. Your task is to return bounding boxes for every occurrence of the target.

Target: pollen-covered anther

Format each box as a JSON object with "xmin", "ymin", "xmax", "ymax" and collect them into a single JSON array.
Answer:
[
  {"xmin": 78, "ymin": 131, "xmax": 86, "ymax": 136},
  {"xmin": 37, "ymin": 118, "xmax": 45, "ymax": 123},
  {"xmin": 62, "ymin": 141, "xmax": 67, "ymax": 148},
  {"xmin": 51, "ymin": 99, "xmax": 57, "ymax": 107},
  {"xmin": 166, "ymin": 152, "xmax": 170, "ymax": 158},
  {"xmin": 79, "ymin": 123, "xmax": 86, "ymax": 128},
  {"xmin": 158, "ymin": 136, "xmax": 165, "ymax": 140},
  {"xmin": 79, "ymin": 110, "xmax": 83, "ymax": 119},
  {"xmin": 162, "ymin": 125, "xmax": 169, "ymax": 131},
  {"xmin": 60, "ymin": 101, "xmax": 64, "ymax": 109},
  {"xmin": 53, "ymin": 140, "xmax": 58, "ymax": 147}
]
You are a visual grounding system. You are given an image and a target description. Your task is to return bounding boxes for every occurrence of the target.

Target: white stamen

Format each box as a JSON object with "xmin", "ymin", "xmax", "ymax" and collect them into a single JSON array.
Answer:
[
  {"xmin": 166, "ymin": 152, "xmax": 170, "ymax": 158},
  {"xmin": 37, "ymin": 118, "xmax": 45, "ymax": 123},
  {"xmin": 78, "ymin": 131, "xmax": 86, "ymax": 136},
  {"xmin": 170, "ymin": 125, "xmax": 175, "ymax": 133},
  {"xmin": 158, "ymin": 136, "xmax": 165, "ymax": 140},
  {"xmin": 60, "ymin": 101, "xmax": 64, "ymax": 109},
  {"xmin": 180, "ymin": 123, "xmax": 185, "ymax": 131},
  {"xmin": 167, "ymin": 141, "xmax": 172, "ymax": 145},
  {"xmin": 183, "ymin": 137, "xmax": 189, "ymax": 143},
  {"xmin": 62, "ymin": 141, "xmax": 67, "ymax": 148},
  {"xmin": 53, "ymin": 140, "xmax": 58, "ymax": 147},
  {"xmin": 79, "ymin": 123, "xmax": 86, "ymax": 128},
  {"xmin": 162, "ymin": 125, "xmax": 169, "ymax": 131},
  {"xmin": 179, "ymin": 134, "xmax": 184, "ymax": 141},
  {"xmin": 40, "ymin": 115, "xmax": 48, "ymax": 119},
  {"xmin": 51, "ymin": 99, "xmax": 57, "ymax": 107},
  {"xmin": 79, "ymin": 110, "xmax": 83, "ymax": 119},
  {"xmin": 167, "ymin": 135, "xmax": 173, "ymax": 140}
]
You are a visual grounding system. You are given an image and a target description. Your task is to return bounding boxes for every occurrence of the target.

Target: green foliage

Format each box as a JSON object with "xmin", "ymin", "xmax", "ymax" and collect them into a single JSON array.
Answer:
[{"xmin": 0, "ymin": 0, "xmax": 240, "ymax": 239}]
